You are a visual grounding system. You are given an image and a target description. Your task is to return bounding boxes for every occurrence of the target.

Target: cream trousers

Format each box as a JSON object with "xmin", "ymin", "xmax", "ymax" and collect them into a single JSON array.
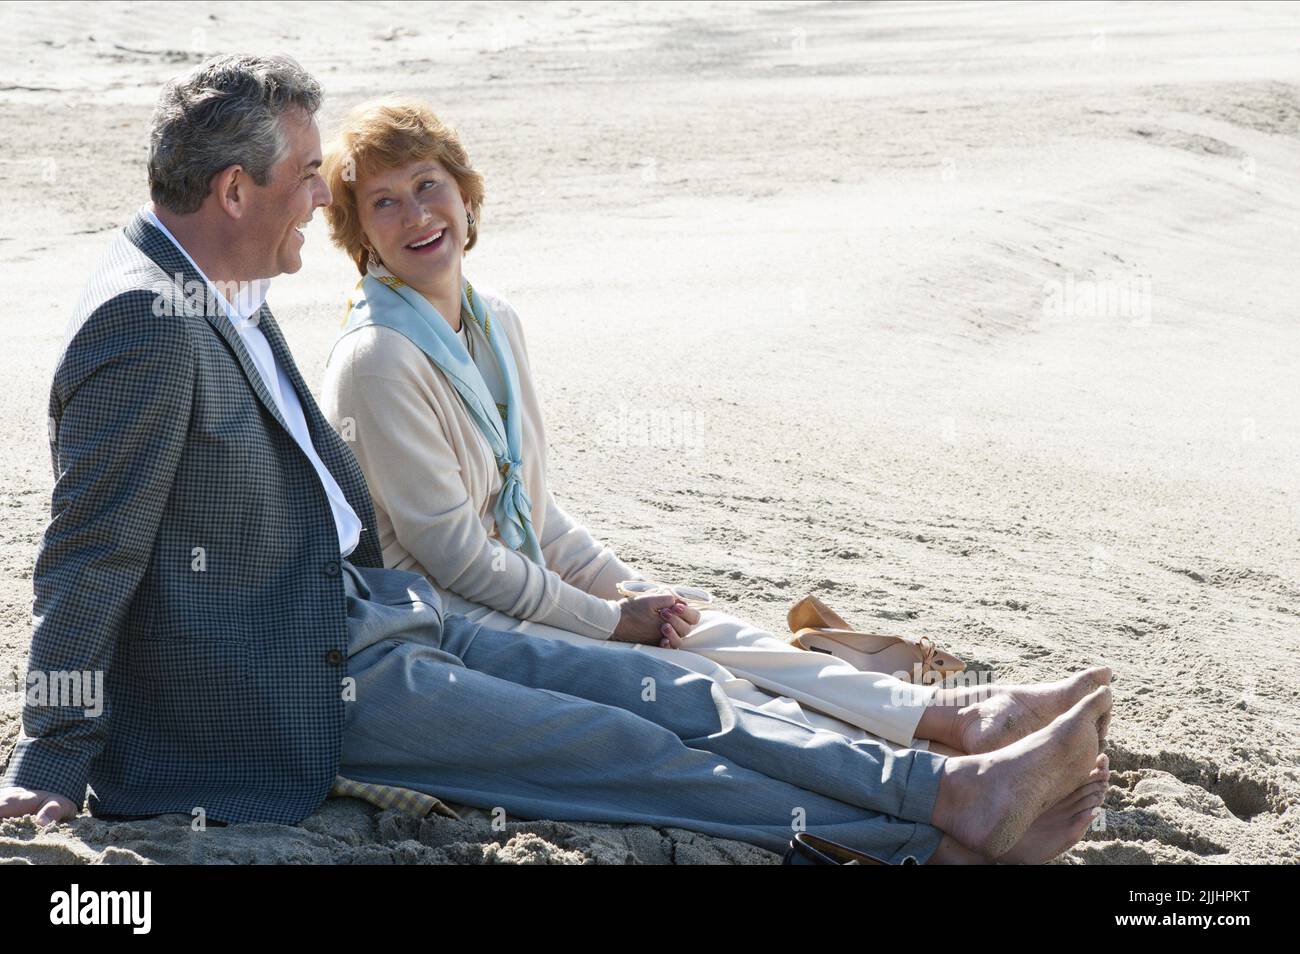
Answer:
[{"xmin": 441, "ymin": 596, "xmax": 938, "ymax": 752}]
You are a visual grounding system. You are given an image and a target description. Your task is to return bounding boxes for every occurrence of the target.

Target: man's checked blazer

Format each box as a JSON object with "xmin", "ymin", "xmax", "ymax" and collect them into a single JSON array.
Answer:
[{"xmin": 0, "ymin": 209, "xmax": 385, "ymax": 824}]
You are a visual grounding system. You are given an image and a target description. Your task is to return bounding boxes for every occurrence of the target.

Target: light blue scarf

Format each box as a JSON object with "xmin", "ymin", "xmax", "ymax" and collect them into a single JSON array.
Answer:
[{"xmin": 333, "ymin": 265, "xmax": 545, "ymax": 566}]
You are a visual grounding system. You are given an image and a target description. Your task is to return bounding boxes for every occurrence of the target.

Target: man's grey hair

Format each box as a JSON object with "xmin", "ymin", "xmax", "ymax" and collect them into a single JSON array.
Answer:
[{"xmin": 148, "ymin": 53, "xmax": 322, "ymax": 215}]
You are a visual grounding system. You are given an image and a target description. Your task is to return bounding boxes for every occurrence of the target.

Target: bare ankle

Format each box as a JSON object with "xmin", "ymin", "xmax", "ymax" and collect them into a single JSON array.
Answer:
[
  {"xmin": 917, "ymin": 703, "xmax": 952, "ymax": 744},
  {"xmin": 917, "ymin": 692, "xmax": 961, "ymax": 746},
  {"xmin": 930, "ymin": 754, "xmax": 976, "ymax": 832},
  {"xmin": 926, "ymin": 833, "xmax": 990, "ymax": 864}
]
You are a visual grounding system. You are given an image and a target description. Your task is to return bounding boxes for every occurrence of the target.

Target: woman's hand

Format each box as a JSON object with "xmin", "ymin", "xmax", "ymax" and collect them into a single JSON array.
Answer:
[{"xmin": 611, "ymin": 593, "xmax": 701, "ymax": 648}]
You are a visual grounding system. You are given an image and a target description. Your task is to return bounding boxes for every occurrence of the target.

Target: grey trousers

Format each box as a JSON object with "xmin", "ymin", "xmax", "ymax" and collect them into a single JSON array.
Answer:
[{"xmin": 336, "ymin": 561, "xmax": 947, "ymax": 863}]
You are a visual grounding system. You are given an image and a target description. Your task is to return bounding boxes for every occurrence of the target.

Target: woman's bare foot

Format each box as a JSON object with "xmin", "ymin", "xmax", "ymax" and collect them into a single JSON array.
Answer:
[
  {"xmin": 997, "ymin": 753, "xmax": 1110, "ymax": 864},
  {"xmin": 929, "ymin": 684, "xmax": 1111, "ymax": 859},
  {"xmin": 919, "ymin": 666, "xmax": 1112, "ymax": 755}
]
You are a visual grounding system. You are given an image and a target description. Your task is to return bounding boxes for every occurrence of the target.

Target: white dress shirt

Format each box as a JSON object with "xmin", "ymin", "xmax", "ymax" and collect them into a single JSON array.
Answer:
[{"xmin": 143, "ymin": 205, "xmax": 362, "ymax": 558}]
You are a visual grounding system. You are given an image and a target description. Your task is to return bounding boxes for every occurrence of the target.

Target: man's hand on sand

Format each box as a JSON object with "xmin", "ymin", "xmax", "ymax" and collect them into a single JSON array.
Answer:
[{"xmin": 0, "ymin": 787, "xmax": 77, "ymax": 826}]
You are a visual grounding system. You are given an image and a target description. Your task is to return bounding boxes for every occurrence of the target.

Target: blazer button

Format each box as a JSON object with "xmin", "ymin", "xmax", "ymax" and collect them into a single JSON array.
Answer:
[
  {"xmin": 323, "ymin": 560, "xmax": 340, "ymax": 577},
  {"xmin": 325, "ymin": 649, "xmax": 344, "ymax": 666}
]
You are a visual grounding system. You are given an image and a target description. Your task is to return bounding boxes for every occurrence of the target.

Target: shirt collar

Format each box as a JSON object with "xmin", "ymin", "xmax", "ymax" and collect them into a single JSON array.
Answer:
[{"xmin": 142, "ymin": 203, "xmax": 271, "ymax": 326}]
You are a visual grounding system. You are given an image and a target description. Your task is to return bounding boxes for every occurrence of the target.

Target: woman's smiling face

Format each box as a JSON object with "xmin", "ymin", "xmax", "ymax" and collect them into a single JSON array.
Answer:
[{"xmin": 356, "ymin": 157, "xmax": 471, "ymax": 291}]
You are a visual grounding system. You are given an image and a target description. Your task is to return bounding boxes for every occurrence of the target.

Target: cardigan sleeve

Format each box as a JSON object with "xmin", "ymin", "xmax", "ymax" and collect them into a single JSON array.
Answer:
[
  {"xmin": 487, "ymin": 294, "xmax": 646, "ymax": 601},
  {"xmin": 539, "ymin": 491, "xmax": 645, "ymax": 600},
  {"xmin": 331, "ymin": 332, "xmax": 623, "ymax": 640}
]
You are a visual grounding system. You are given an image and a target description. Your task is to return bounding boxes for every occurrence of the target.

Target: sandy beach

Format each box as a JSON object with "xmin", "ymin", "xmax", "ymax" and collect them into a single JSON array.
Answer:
[{"xmin": 1, "ymin": 0, "xmax": 1297, "ymax": 864}]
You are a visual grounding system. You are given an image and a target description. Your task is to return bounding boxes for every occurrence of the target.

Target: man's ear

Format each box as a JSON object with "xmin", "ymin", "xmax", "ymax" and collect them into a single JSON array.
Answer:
[{"xmin": 211, "ymin": 164, "xmax": 247, "ymax": 220}]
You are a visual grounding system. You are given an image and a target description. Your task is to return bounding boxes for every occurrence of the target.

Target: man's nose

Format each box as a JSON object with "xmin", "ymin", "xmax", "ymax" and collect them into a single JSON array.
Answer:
[{"xmin": 315, "ymin": 176, "xmax": 333, "ymax": 208}]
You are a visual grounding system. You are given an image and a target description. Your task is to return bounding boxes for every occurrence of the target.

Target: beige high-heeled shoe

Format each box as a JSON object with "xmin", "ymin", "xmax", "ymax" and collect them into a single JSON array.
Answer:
[{"xmin": 786, "ymin": 594, "xmax": 966, "ymax": 684}]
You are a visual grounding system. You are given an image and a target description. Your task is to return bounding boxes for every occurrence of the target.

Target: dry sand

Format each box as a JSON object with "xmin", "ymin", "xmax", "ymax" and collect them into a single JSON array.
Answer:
[{"xmin": 1, "ymin": 0, "xmax": 1297, "ymax": 864}]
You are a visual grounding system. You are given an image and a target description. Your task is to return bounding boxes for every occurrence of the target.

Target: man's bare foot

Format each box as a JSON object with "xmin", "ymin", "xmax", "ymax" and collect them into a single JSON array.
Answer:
[
  {"xmin": 928, "ymin": 741, "xmax": 964, "ymax": 757},
  {"xmin": 997, "ymin": 753, "xmax": 1110, "ymax": 864},
  {"xmin": 924, "ymin": 834, "xmax": 990, "ymax": 864},
  {"xmin": 930, "ymin": 684, "xmax": 1111, "ymax": 859},
  {"xmin": 941, "ymin": 666, "xmax": 1112, "ymax": 755},
  {"xmin": 925, "ymin": 755, "xmax": 1110, "ymax": 865}
]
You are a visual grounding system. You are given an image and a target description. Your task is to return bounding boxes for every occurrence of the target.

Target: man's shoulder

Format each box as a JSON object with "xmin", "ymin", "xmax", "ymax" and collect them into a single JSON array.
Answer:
[
  {"xmin": 73, "ymin": 227, "xmax": 174, "ymax": 316},
  {"xmin": 54, "ymin": 230, "xmax": 197, "ymax": 393}
]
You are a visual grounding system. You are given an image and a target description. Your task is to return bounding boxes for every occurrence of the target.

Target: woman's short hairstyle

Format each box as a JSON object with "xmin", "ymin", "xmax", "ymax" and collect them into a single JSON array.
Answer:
[{"xmin": 322, "ymin": 98, "xmax": 485, "ymax": 274}]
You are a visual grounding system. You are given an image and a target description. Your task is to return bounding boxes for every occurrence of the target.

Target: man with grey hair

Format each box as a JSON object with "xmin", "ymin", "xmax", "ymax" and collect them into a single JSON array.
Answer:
[{"xmin": 0, "ymin": 54, "xmax": 1111, "ymax": 865}]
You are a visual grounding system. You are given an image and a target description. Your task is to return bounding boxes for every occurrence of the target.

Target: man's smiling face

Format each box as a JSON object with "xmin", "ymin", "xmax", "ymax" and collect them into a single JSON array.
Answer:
[{"xmin": 240, "ymin": 107, "xmax": 331, "ymax": 278}]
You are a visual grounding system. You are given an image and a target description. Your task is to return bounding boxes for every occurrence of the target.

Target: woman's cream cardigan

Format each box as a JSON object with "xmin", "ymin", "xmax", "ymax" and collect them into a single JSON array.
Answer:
[{"xmin": 321, "ymin": 282, "xmax": 638, "ymax": 640}]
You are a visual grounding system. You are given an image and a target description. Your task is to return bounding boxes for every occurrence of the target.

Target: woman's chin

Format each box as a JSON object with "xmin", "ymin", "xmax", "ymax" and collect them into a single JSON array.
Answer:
[{"xmin": 386, "ymin": 251, "xmax": 457, "ymax": 288}]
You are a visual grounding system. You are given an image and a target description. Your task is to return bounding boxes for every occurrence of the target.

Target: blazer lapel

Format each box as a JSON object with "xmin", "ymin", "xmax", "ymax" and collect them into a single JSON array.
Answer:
[
  {"xmin": 257, "ymin": 306, "xmax": 351, "ymax": 472},
  {"xmin": 257, "ymin": 302, "xmax": 383, "ymax": 567},
  {"xmin": 203, "ymin": 307, "xmax": 295, "ymax": 436},
  {"xmin": 125, "ymin": 209, "xmax": 385, "ymax": 568},
  {"xmin": 125, "ymin": 210, "xmax": 292, "ymax": 436}
]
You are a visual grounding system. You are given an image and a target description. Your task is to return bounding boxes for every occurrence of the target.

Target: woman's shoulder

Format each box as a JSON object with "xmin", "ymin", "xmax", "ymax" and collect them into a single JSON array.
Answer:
[
  {"xmin": 327, "ymin": 322, "xmax": 434, "ymax": 382},
  {"xmin": 469, "ymin": 278, "xmax": 523, "ymax": 326},
  {"xmin": 468, "ymin": 278, "xmax": 532, "ymax": 354}
]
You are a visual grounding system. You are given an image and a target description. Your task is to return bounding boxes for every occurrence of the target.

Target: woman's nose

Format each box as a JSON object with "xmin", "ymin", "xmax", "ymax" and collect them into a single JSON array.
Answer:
[{"xmin": 401, "ymin": 198, "xmax": 431, "ymax": 228}]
